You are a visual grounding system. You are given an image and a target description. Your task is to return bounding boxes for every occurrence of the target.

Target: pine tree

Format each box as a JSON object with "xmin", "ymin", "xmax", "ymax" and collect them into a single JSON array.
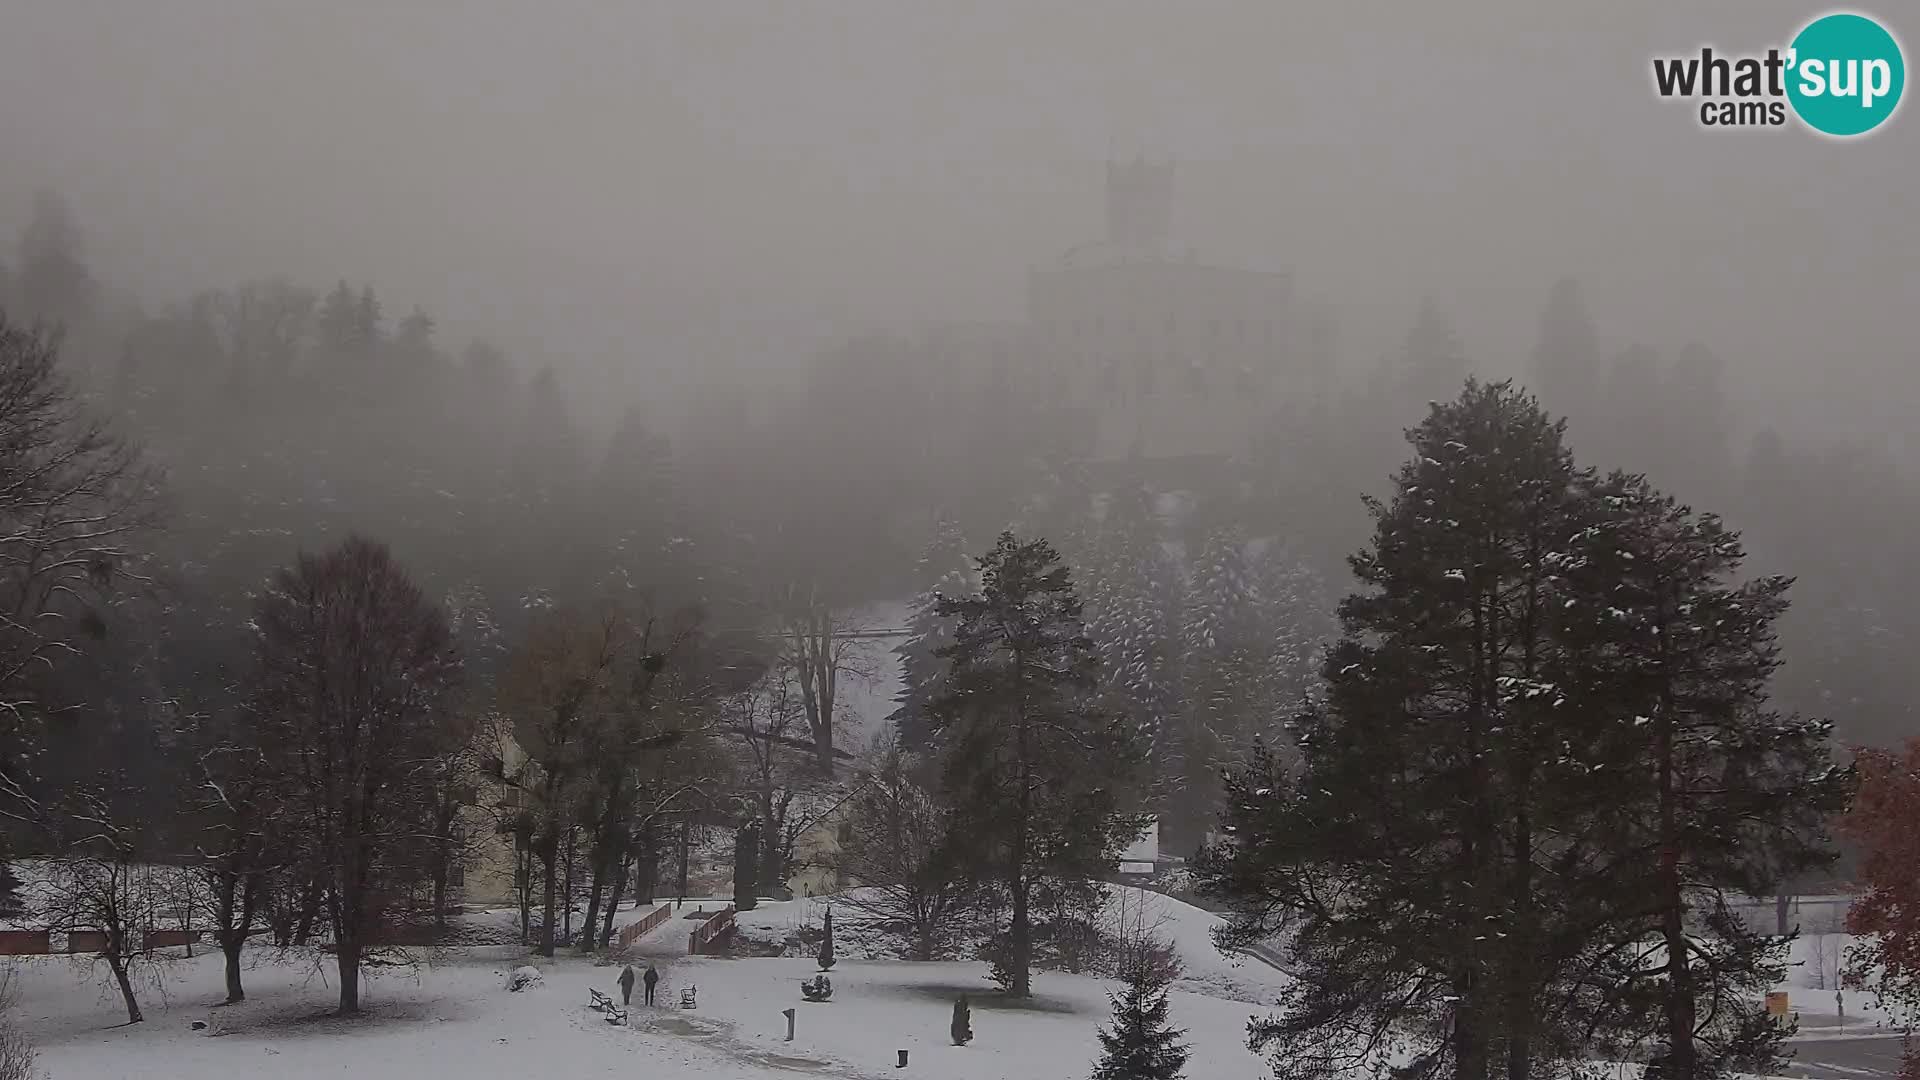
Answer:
[
  {"xmin": 13, "ymin": 189, "xmax": 96, "ymax": 331},
  {"xmin": 316, "ymin": 280, "xmax": 359, "ymax": 356},
  {"xmin": 1249, "ymin": 540, "xmax": 1333, "ymax": 713},
  {"xmin": 1564, "ymin": 475, "xmax": 1849, "ymax": 1079},
  {"xmin": 951, "ymin": 995, "xmax": 973, "ymax": 1045},
  {"xmin": 1396, "ymin": 298, "xmax": 1470, "ymax": 414},
  {"xmin": 597, "ymin": 406, "xmax": 684, "ymax": 595},
  {"xmin": 1530, "ymin": 276, "xmax": 1600, "ymax": 420},
  {"xmin": 1081, "ymin": 482, "xmax": 1184, "ymax": 765},
  {"xmin": 1170, "ymin": 519, "xmax": 1264, "ymax": 850},
  {"xmin": 1092, "ymin": 948, "xmax": 1189, "ymax": 1080},
  {"xmin": 354, "ymin": 286, "xmax": 383, "ymax": 354},
  {"xmin": 925, "ymin": 532, "xmax": 1145, "ymax": 997},
  {"xmin": 1196, "ymin": 381, "xmax": 1619, "ymax": 1080},
  {"xmin": 0, "ymin": 835, "xmax": 21, "ymax": 921},
  {"xmin": 817, "ymin": 905, "xmax": 836, "ymax": 970},
  {"xmin": 890, "ymin": 515, "xmax": 974, "ymax": 752}
]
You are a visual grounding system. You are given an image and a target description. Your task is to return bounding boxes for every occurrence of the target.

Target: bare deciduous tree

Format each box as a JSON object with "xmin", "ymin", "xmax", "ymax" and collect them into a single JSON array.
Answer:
[
  {"xmin": 832, "ymin": 732, "xmax": 980, "ymax": 961},
  {"xmin": 0, "ymin": 966, "xmax": 36, "ymax": 1080},
  {"xmin": 0, "ymin": 315, "xmax": 159, "ymax": 821},
  {"xmin": 488, "ymin": 610, "xmax": 625, "ymax": 956},
  {"xmin": 248, "ymin": 536, "xmax": 461, "ymax": 1015},
  {"xmin": 774, "ymin": 582, "xmax": 875, "ymax": 775},
  {"xmin": 41, "ymin": 789, "xmax": 173, "ymax": 1024},
  {"xmin": 723, "ymin": 663, "xmax": 841, "ymax": 899}
]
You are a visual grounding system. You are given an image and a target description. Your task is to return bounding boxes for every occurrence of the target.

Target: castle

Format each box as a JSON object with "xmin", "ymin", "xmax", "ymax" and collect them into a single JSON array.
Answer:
[{"xmin": 1020, "ymin": 157, "xmax": 1319, "ymax": 464}]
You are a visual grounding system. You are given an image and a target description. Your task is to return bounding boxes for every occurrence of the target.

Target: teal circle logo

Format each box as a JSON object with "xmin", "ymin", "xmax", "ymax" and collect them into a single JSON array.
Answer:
[{"xmin": 1787, "ymin": 13, "xmax": 1905, "ymax": 136}]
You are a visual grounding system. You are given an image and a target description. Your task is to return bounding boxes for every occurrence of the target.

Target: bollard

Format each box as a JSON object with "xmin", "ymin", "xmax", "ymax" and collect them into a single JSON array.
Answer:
[
  {"xmin": 896, "ymin": 1049, "xmax": 909, "ymax": 1068},
  {"xmin": 783, "ymin": 1008, "xmax": 796, "ymax": 1042}
]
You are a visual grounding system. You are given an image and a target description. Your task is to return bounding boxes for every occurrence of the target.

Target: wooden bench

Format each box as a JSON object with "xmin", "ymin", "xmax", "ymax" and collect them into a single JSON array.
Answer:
[{"xmin": 588, "ymin": 987, "xmax": 628, "ymax": 1025}]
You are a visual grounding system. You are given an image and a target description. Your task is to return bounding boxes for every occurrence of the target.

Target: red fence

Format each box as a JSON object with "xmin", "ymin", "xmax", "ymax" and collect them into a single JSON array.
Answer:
[
  {"xmin": 0, "ymin": 931, "xmax": 48, "ymax": 956},
  {"xmin": 688, "ymin": 904, "xmax": 736, "ymax": 956},
  {"xmin": 616, "ymin": 904, "xmax": 674, "ymax": 951},
  {"xmin": 67, "ymin": 930, "xmax": 108, "ymax": 953},
  {"xmin": 142, "ymin": 929, "xmax": 203, "ymax": 952}
]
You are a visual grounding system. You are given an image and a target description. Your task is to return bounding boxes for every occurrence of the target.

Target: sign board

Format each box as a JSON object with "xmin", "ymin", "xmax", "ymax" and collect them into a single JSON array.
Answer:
[
  {"xmin": 1766, "ymin": 991, "xmax": 1790, "ymax": 1021},
  {"xmin": 1119, "ymin": 861, "xmax": 1155, "ymax": 876}
]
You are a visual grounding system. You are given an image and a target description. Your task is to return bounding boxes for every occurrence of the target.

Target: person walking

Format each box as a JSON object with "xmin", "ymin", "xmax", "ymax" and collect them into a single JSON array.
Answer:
[
  {"xmin": 642, "ymin": 963, "xmax": 659, "ymax": 1006},
  {"xmin": 617, "ymin": 965, "xmax": 636, "ymax": 1006}
]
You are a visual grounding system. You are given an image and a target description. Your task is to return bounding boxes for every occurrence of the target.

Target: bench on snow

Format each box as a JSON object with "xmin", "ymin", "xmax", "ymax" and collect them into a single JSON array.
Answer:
[
  {"xmin": 679, "ymin": 985, "xmax": 697, "ymax": 1010},
  {"xmin": 588, "ymin": 987, "xmax": 628, "ymax": 1025}
]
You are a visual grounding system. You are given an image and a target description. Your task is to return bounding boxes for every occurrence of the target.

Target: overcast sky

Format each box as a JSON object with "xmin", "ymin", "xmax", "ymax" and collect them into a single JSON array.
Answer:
[{"xmin": 1, "ymin": 1, "xmax": 1912, "ymax": 436}]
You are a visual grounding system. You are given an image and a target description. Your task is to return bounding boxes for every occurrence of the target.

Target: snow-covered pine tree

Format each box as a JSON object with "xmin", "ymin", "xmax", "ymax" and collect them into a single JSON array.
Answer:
[
  {"xmin": 1561, "ymin": 474, "xmax": 1849, "ymax": 1080},
  {"xmin": 1171, "ymin": 519, "xmax": 1265, "ymax": 851},
  {"xmin": 925, "ymin": 532, "xmax": 1146, "ymax": 998},
  {"xmin": 891, "ymin": 515, "xmax": 975, "ymax": 753},
  {"xmin": 1091, "ymin": 945, "xmax": 1189, "ymax": 1080},
  {"xmin": 1248, "ymin": 540, "xmax": 1334, "ymax": 716},
  {"xmin": 0, "ymin": 836, "xmax": 20, "ymax": 921},
  {"xmin": 1080, "ymin": 482, "xmax": 1185, "ymax": 764},
  {"xmin": 1196, "ymin": 381, "xmax": 1645, "ymax": 1080}
]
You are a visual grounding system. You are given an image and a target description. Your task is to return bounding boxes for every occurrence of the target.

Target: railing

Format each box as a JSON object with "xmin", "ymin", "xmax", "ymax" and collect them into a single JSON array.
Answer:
[
  {"xmin": 141, "ymin": 929, "xmax": 203, "ymax": 952},
  {"xmin": 616, "ymin": 903, "xmax": 675, "ymax": 951},
  {"xmin": 0, "ymin": 931, "xmax": 48, "ymax": 956},
  {"xmin": 688, "ymin": 904, "xmax": 736, "ymax": 956}
]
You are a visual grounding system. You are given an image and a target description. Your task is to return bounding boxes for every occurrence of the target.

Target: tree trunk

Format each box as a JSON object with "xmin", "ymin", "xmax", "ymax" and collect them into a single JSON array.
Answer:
[
  {"xmin": 537, "ymin": 834, "xmax": 559, "ymax": 956},
  {"xmin": 677, "ymin": 821, "xmax": 689, "ymax": 903},
  {"xmin": 1658, "ymin": 703, "xmax": 1698, "ymax": 1080},
  {"xmin": 293, "ymin": 879, "xmax": 321, "ymax": 945},
  {"xmin": 635, "ymin": 825, "xmax": 654, "ymax": 904},
  {"xmin": 222, "ymin": 933, "xmax": 246, "ymax": 1003},
  {"xmin": 599, "ymin": 851, "xmax": 628, "ymax": 948},
  {"xmin": 431, "ymin": 857, "xmax": 450, "ymax": 930},
  {"xmin": 107, "ymin": 953, "xmax": 143, "ymax": 1024},
  {"xmin": 337, "ymin": 937, "xmax": 361, "ymax": 1015},
  {"xmin": 1453, "ymin": 982, "xmax": 1486, "ymax": 1080},
  {"xmin": 517, "ymin": 844, "xmax": 533, "ymax": 945},
  {"xmin": 1007, "ymin": 871, "xmax": 1031, "ymax": 998},
  {"xmin": 562, "ymin": 831, "xmax": 576, "ymax": 946},
  {"xmin": 579, "ymin": 855, "xmax": 608, "ymax": 953}
]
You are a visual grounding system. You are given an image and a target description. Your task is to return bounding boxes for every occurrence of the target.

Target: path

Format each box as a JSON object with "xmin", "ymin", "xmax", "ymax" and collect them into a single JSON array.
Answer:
[{"xmin": 1782, "ymin": 1035, "xmax": 1911, "ymax": 1079}]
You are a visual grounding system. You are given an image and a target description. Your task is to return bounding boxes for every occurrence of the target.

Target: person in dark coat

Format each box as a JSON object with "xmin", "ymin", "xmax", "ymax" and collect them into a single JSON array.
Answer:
[
  {"xmin": 617, "ymin": 965, "xmax": 636, "ymax": 1005},
  {"xmin": 642, "ymin": 963, "xmax": 659, "ymax": 1006}
]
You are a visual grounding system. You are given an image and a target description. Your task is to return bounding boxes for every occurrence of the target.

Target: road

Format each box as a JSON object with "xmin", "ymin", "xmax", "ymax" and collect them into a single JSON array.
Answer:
[{"xmin": 1781, "ymin": 1035, "xmax": 1910, "ymax": 1079}]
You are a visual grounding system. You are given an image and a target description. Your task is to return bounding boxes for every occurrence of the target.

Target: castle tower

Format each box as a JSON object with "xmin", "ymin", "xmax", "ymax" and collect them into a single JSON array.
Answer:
[{"xmin": 1104, "ymin": 155, "xmax": 1174, "ymax": 254}]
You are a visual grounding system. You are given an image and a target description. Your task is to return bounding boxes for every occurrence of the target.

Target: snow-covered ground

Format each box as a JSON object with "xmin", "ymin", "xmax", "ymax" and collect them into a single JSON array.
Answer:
[
  {"xmin": 8, "ymin": 887, "xmax": 1286, "ymax": 1079},
  {"xmin": 11, "ymin": 888, "xmax": 1895, "ymax": 1079},
  {"xmin": 1774, "ymin": 932, "xmax": 1904, "ymax": 1036}
]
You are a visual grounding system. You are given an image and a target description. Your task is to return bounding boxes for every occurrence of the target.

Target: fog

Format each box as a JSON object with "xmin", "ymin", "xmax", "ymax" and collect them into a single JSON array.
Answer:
[
  {"xmin": 1, "ymin": 6, "xmax": 1919, "ymax": 1069},
  {"xmin": 4, "ymin": 1, "xmax": 1914, "ymax": 435},
  {"xmin": 0, "ymin": 2, "xmax": 1916, "ymax": 754}
]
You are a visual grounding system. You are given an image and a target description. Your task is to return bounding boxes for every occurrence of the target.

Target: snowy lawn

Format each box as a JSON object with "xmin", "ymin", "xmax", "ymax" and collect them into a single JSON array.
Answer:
[
  {"xmin": 8, "ymin": 891, "xmax": 1890, "ymax": 1078},
  {"xmin": 7, "ymin": 887, "xmax": 1290, "ymax": 1079}
]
